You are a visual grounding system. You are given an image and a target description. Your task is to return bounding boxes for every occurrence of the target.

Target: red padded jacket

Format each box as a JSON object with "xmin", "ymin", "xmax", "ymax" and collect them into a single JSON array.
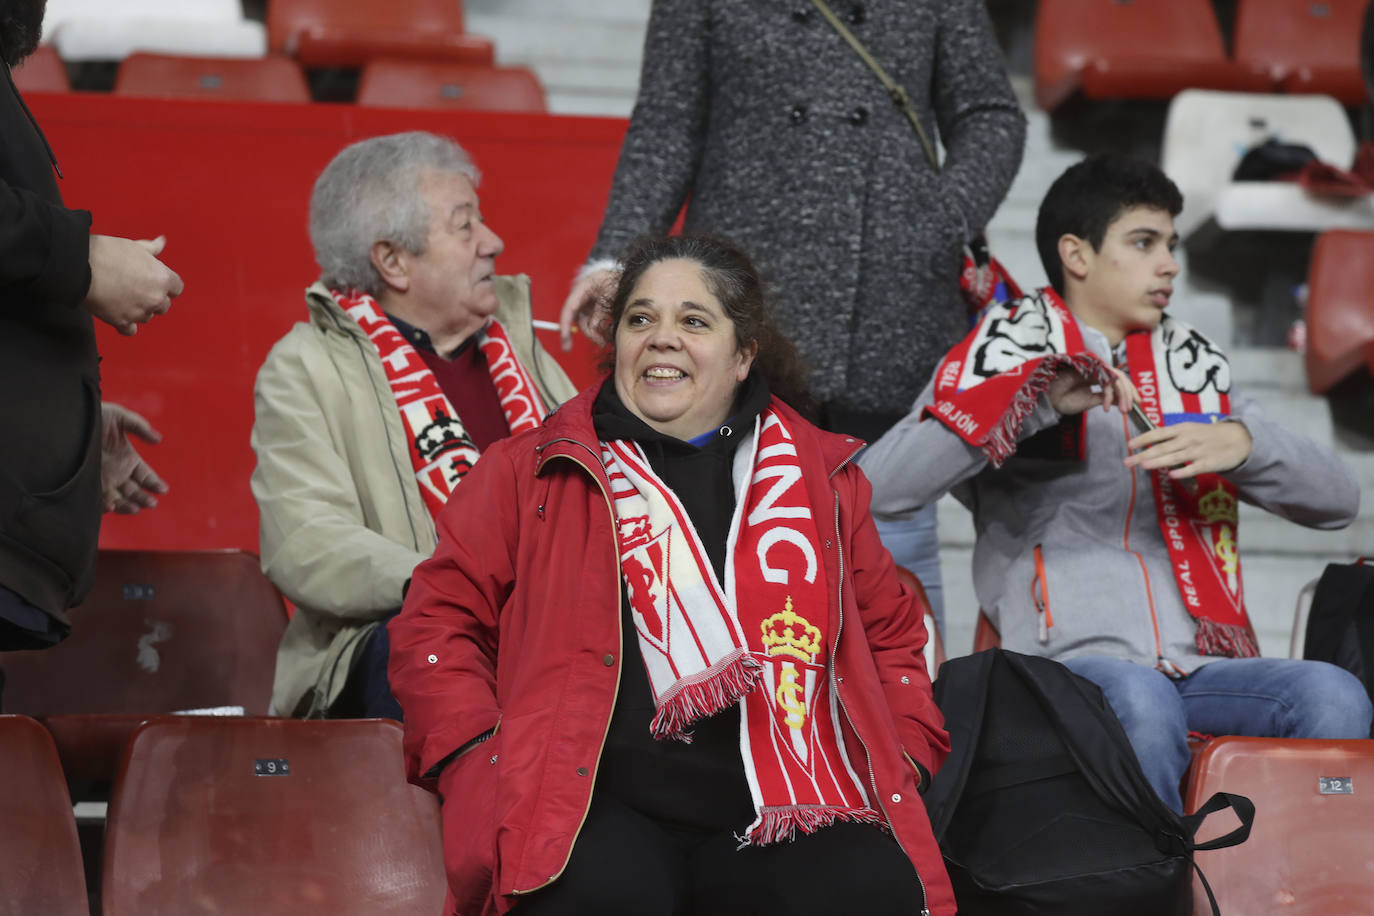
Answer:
[{"xmin": 389, "ymin": 383, "xmax": 954, "ymax": 915}]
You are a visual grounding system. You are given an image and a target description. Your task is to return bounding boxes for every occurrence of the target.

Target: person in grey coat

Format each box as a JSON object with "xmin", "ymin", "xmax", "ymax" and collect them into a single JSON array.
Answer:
[
  {"xmin": 559, "ymin": 0, "xmax": 1027, "ymax": 629},
  {"xmin": 860, "ymin": 155, "xmax": 1372, "ymax": 812}
]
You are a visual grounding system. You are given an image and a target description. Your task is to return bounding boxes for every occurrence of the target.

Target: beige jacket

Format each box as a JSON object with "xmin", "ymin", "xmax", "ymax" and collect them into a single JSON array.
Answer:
[{"xmin": 251, "ymin": 276, "xmax": 578, "ymax": 717}]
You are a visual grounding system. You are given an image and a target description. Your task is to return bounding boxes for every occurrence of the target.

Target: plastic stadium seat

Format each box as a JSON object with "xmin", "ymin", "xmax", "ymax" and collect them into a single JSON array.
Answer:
[
  {"xmin": 41, "ymin": 0, "xmax": 266, "ymax": 61},
  {"xmin": 894, "ymin": 566, "xmax": 946, "ymax": 676},
  {"xmin": 114, "ymin": 53, "xmax": 311, "ymax": 103},
  {"xmin": 1305, "ymin": 230, "xmax": 1374, "ymax": 394},
  {"xmin": 1161, "ymin": 90, "xmax": 1364, "ymax": 238},
  {"xmin": 268, "ymin": 0, "xmax": 494, "ymax": 68},
  {"xmin": 0, "ymin": 716, "xmax": 90, "ymax": 916},
  {"xmin": 358, "ymin": 60, "xmax": 547, "ymax": 112},
  {"xmin": 11, "ymin": 45, "xmax": 70, "ymax": 93},
  {"xmin": 0, "ymin": 550, "xmax": 287, "ymax": 783},
  {"xmin": 103, "ymin": 717, "xmax": 445, "ymax": 916},
  {"xmin": 1235, "ymin": 0, "xmax": 1370, "ymax": 105},
  {"xmin": 1033, "ymin": 0, "xmax": 1270, "ymax": 113},
  {"xmin": 1185, "ymin": 736, "xmax": 1374, "ymax": 914},
  {"xmin": 972, "ymin": 610, "xmax": 1001, "ymax": 654}
]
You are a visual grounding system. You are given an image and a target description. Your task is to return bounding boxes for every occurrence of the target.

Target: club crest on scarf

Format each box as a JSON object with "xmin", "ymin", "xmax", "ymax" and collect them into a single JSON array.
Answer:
[{"xmin": 602, "ymin": 408, "xmax": 877, "ymax": 845}]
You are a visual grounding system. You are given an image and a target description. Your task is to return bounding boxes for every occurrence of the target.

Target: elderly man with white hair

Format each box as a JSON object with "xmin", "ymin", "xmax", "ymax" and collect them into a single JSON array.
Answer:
[{"xmin": 252, "ymin": 131, "xmax": 576, "ymax": 720}]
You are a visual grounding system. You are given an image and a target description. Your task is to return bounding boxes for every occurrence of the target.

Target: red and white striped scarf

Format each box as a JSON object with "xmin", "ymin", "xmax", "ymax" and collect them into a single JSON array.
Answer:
[
  {"xmin": 332, "ymin": 288, "xmax": 548, "ymax": 521},
  {"xmin": 602, "ymin": 408, "xmax": 879, "ymax": 845},
  {"xmin": 927, "ymin": 289, "xmax": 1256, "ymax": 658}
]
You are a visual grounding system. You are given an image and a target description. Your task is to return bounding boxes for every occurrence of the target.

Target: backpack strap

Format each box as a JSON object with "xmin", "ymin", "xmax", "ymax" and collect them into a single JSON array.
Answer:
[{"xmin": 1182, "ymin": 791, "xmax": 1256, "ymax": 916}]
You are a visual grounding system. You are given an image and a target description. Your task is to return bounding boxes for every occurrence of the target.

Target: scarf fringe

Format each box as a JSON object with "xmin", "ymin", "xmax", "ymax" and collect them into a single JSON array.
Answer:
[
  {"xmin": 649, "ymin": 651, "xmax": 763, "ymax": 742},
  {"xmin": 980, "ymin": 353, "xmax": 1113, "ymax": 467},
  {"xmin": 1195, "ymin": 617, "xmax": 1260, "ymax": 659},
  {"xmin": 740, "ymin": 806, "xmax": 885, "ymax": 848}
]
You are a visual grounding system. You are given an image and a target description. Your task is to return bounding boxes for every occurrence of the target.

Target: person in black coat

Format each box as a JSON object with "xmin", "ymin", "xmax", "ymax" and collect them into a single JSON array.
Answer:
[{"xmin": 0, "ymin": 0, "xmax": 183, "ymax": 650}]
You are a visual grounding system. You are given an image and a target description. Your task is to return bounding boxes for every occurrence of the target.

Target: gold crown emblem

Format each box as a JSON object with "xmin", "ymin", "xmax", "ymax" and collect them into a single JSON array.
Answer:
[
  {"xmin": 1197, "ymin": 482, "xmax": 1238, "ymax": 525},
  {"xmin": 760, "ymin": 597, "xmax": 822, "ymax": 663}
]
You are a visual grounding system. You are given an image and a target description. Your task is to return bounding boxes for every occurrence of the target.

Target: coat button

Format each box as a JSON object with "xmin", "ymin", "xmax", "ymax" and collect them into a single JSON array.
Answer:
[
  {"xmin": 789, "ymin": 105, "xmax": 808, "ymax": 124},
  {"xmin": 848, "ymin": 3, "xmax": 867, "ymax": 24},
  {"xmin": 603, "ymin": 654, "xmax": 616, "ymax": 666},
  {"xmin": 791, "ymin": 8, "xmax": 811, "ymax": 22},
  {"xmin": 849, "ymin": 106, "xmax": 869, "ymax": 126},
  {"xmin": 900, "ymin": 675, "xmax": 910, "ymax": 685},
  {"xmin": 891, "ymin": 793, "xmax": 902, "ymax": 803},
  {"xmin": 427, "ymin": 654, "xmax": 438, "ymax": 664},
  {"xmin": 576, "ymin": 766, "xmax": 589, "ymax": 776}
]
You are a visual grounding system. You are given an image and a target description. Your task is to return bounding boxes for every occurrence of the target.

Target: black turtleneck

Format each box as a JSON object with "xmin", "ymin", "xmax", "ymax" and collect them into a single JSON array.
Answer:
[{"xmin": 592, "ymin": 373, "xmax": 772, "ymax": 832}]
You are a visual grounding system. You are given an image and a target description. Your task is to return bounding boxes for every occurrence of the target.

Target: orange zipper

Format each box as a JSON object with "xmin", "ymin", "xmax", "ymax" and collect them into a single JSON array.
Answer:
[
  {"xmin": 1031, "ymin": 545, "xmax": 1053, "ymax": 643},
  {"xmin": 1119, "ymin": 411, "xmax": 1166, "ymax": 665}
]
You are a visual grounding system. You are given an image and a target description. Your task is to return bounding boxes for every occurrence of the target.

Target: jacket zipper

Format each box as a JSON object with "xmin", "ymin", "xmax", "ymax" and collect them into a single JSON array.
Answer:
[
  {"xmin": 1031, "ymin": 545, "xmax": 1053, "ymax": 644},
  {"xmin": 511, "ymin": 437, "xmax": 623, "ymax": 896},
  {"xmin": 827, "ymin": 449, "xmax": 929, "ymax": 916},
  {"xmin": 1118, "ymin": 411, "xmax": 1174, "ymax": 673}
]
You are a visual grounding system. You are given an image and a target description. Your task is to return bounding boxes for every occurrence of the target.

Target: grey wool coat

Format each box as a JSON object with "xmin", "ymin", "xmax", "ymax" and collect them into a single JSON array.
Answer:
[{"xmin": 590, "ymin": 0, "xmax": 1026, "ymax": 419}]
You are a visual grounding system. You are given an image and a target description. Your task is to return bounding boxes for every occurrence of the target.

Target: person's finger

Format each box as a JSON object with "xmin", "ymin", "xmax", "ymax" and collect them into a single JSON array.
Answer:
[
  {"xmin": 1126, "ymin": 427, "xmax": 1175, "ymax": 452},
  {"xmin": 136, "ymin": 235, "xmax": 167, "ymax": 256},
  {"xmin": 165, "ymin": 267, "xmax": 185, "ymax": 298},
  {"xmin": 577, "ymin": 305, "xmax": 610, "ymax": 347},
  {"xmin": 132, "ymin": 459, "xmax": 168, "ymax": 492},
  {"xmin": 119, "ymin": 322, "xmax": 138, "ymax": 336},
  {"xmin": 119, "ymin": 411, "xmax": 163, "ymax": 445},
  {"xmin": 558, "ymin": 288, "xmax": 581, "ymax": 352}
]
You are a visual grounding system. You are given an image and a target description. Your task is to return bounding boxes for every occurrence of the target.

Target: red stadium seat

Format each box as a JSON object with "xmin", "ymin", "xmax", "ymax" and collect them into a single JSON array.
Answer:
[
  {"xmin": 0, "ymin": 716, "xmax": 90, "ymax": 916},
  {"xmin": 103, "ymin": 717, "xmax": 445, "ymax": 916},
  {"xmin": 1235, "ymin": 0, "xmax": 1369, "ymax": 105},
  {"xmin": 1033, "ymin": 0, "xmax": 1270, "ymax": 113},
  {"xmin": 358, "ymin": 59, "xmax": 547, "ymax": 112},
  {"xmin": 894, "ymin": 565, "xmax": 946, "ymax": 675},
  {"xmin": 1185, "ymin": 736, "xmax": 1374, "ymax": 913},
  {"xmin": 972, "ymin": 610, "xmax": 1001, "ymax": 654},
  {"xmin": 1305, "ymin": 229, "xmax": 1374, "ymax": 394},
  {"xmin": 0, "ymin": 550, "xmax": 287, "ymax": 784},
  {"xmin": 11, "ymin": 44, "xmax": 70, "ymax": 93},
  {"xmin": 113, "ymin": 53, "xmax": 310, "ymax": 103},
  {"xmin": 267, "ymin": 0, "xmax": 494, "ymax": 68}
]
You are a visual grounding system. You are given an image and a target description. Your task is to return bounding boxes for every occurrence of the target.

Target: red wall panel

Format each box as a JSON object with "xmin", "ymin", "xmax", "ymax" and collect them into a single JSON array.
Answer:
[{"xmin": 25, "ymin": 94, "xmax": 625, "ymax": 553}]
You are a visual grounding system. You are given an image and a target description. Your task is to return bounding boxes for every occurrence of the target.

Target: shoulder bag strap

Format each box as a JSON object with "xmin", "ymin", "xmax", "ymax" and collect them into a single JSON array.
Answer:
[{"xmin": 808, "ymin": 0, "xmax": 940, "ymax": 171}]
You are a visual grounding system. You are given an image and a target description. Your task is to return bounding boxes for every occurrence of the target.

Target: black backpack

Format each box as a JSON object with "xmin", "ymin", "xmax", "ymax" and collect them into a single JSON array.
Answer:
[
  {"xmin": 1303, "ymin": 561, "xmax": 1374, "ymax": 721},
  {"xmin": 925, "ymin": 649, "xmax": 1253, "ymax": 915}
]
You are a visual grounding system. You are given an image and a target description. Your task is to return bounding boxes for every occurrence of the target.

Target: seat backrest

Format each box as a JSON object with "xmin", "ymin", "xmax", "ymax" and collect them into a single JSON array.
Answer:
[
  {"xmin": 12, "ymin": 45, "xmax": 70, "ymax": 93},
  {"xmin": 1305, "ymin": 229, "xmax": 1374, "ymax": 394},
  {"xmin": 0, "ymin": 716, "xmax": 90, "ymax": 916},
  {"xmin": 0, "ymin": 549, "xmax": 287, "ymax": 717},
  {"xmin": 267, "ymin": 0, "xmax": 464, "ymax": 53},
  {"xmin": 114, "ymin": 53, "xmax": 310, "ymax": 103},
  {"xmin": 894, "ymin": 565, "xmax": 946, "ymax": 676},
  {"xmin": 1033, "ymin": 0, "xmax": 1232, "ymax": 110},
  {"xmin": 357, "ymin": 60, "xmax": 547, "ymax": 112},
  {"xmin": 1234, "ymin": 0, "xmax": 1368, "ymax": 103},
  {"xmin": 103, "ymin": 717, "xmax": 445, "ymax": 915},
  {"xmin": 1186, "ymin": 736, "xmax": 1374, "ymax": 913},
  {"xmin": 1161, "ymin": 89, "xmax": 1356, "ymax": 238}
]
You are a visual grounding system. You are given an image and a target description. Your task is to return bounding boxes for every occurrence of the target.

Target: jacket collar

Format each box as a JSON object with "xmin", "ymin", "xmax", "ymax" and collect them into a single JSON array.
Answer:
[{"xmin": 535, "ymin": 380, "xmax": 865, "ymax": 479}]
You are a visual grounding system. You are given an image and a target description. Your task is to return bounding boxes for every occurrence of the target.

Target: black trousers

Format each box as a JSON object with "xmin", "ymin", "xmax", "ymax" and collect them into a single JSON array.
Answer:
[{"xmin": 517, "ymin": 793, "xmax": 926, "ymax": 915}]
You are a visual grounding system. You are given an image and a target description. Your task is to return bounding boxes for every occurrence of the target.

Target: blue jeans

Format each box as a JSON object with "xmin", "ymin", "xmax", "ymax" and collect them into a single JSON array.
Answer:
[
  {"xmin": 1064, "ymin": 655, "xmax": 1373, "ymax": 813},
  {"xmin": 874, "ymin": 502, "xmax": 944, "ymax": 635}
]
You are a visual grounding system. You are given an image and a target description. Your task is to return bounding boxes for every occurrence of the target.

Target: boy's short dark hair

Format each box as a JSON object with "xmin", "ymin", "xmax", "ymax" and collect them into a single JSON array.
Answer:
[{"xmin": 1035, "ymin": 154, "xmax": 1184, "ymax": 294}]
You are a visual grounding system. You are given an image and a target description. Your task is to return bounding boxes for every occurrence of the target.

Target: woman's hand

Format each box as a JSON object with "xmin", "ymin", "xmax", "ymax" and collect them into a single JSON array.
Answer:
[
  {"xmin": 1047, "ymin": 365, "xmax": 1137, "ymax": 416},
  {"xmin": 558, "ymin": 267, "xmax": 617, "ymax": 351}
]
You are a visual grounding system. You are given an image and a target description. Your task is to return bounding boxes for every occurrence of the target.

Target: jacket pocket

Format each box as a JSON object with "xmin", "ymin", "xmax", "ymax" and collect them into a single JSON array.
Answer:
[
  {"xmin": 1031, "ymin": 545, "xmax": 1054, "ymax": 645},
  {"xmin": 0, "ymin": 377, "xmax": 101, "ymax": 596},
  {"xmin": 438, "ymin": 726, "xmax": 502, "ymax": 915}
]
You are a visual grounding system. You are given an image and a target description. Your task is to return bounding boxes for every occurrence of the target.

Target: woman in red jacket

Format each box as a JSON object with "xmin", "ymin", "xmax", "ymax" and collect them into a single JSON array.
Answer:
[{"xmin": 389, "ymin": 234, "xmax": 954, "ymax": 916}]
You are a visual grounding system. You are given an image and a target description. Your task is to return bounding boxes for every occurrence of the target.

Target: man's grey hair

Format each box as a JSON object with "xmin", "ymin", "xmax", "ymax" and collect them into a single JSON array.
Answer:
[{"xmin": 309, "ymin": 131, "xmax": 480, "ymax": 296}]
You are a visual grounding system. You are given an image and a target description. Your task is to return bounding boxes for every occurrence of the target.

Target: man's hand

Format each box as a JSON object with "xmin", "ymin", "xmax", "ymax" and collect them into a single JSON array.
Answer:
[
  {"xmin": 1047, "ymin": 365, "xmax": 1137, "ymax": 416},
  {"xmin": 83, "ymin": 234, "xmax": 185, "ymax": 336},
  {"xmin": 101, "ymin": 402, "xmax": 169, "ymax": 514},
  {"xmin": 1124, "ymin": 419, "xmax": 1252, "ymax": 479},
  {"xmin": 558, "ymin": 267, "xmax": 616, "ymax": 351}
]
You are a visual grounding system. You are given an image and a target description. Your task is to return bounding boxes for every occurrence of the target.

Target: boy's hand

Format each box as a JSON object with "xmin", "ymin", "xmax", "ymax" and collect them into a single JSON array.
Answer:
[
  {"xmin": 1048, "ymin": 365, "xmax": 1137, "ymax": 416},
  {"xmin": 1124, "ymin": 420, "xmax": 1252, "ymax": 478}
]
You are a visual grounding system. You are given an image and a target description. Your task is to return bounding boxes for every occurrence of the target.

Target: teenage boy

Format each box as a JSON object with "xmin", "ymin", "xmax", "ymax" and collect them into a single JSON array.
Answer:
[{"xmin": 859, "ymin": 153, "xmax": 1371, "ymax": 812}]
